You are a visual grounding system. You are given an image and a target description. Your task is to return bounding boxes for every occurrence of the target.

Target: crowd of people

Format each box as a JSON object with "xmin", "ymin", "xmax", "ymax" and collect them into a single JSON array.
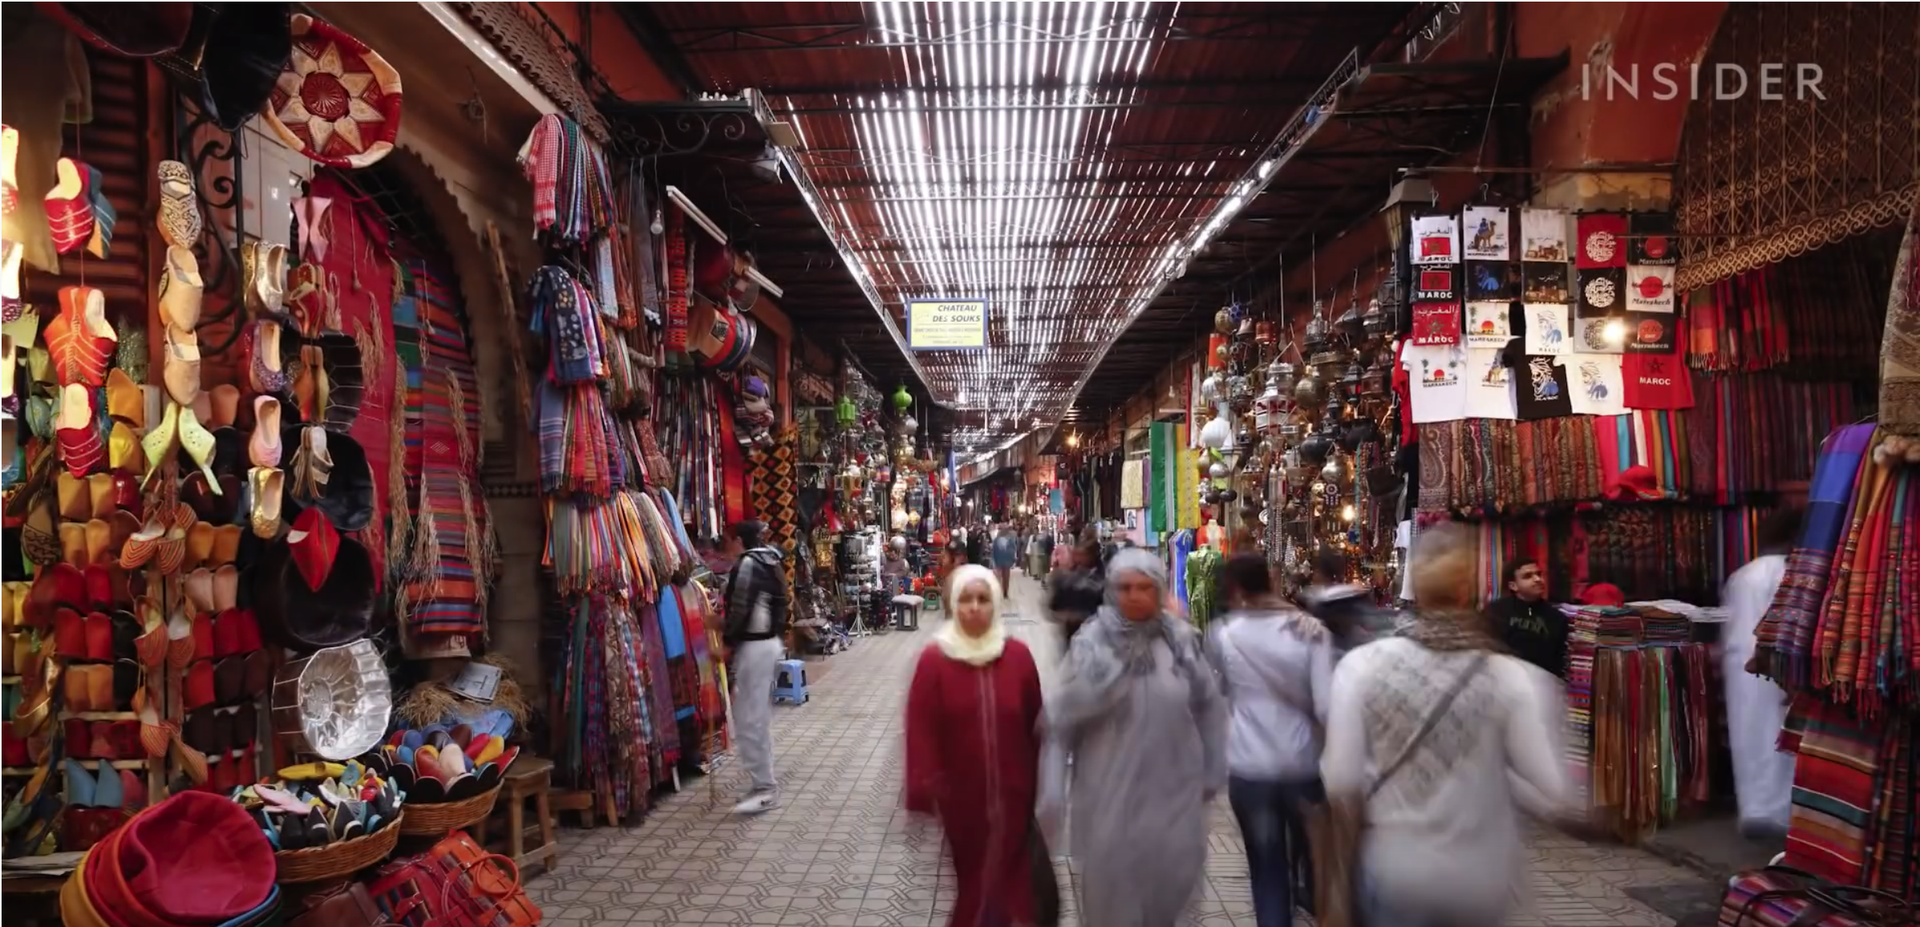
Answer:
[
  {"xmin": 715, "ymin": 504, "xmax": 1803, "ymax": 927},
  {"xmin": 886, "ymin": 508, "xmax": 1803, "ymax": 927}
]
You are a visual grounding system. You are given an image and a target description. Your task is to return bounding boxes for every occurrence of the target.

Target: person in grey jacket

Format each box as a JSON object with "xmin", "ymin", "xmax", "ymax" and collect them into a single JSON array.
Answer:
[{"xmin": 722, "ymin": 520, "xmax": 789, "ymax": 814}]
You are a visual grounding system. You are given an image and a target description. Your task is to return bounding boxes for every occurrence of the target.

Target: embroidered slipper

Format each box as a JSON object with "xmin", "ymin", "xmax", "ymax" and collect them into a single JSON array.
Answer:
[
  {"xmin": 104, "ymin": 368, "xmax": 143, "ymax": 428},
  {"xmin": 158, "ymin": 245, "xmax": 203, "ymax": 331},
  {"xmin": 157, "ymin": 160, "xmax": 201, "ymax": 249},
  {"xmin": 84, "ymin": 163, "xmax": 116, "ymax": 260},
  {"xmin": 155, "ymin": 502, "xmax": 193, "ymax": 575},
  {"xmin": 240, "ymin": 241, "xmax": 262, "ymax": 316},
  {"xmin": 163, "ymin": 324, "xmax": 201, "ymax": 406},
  {"xmin": 246, "ymin": 318, "xmax": 288, "ymax": 395},
  {"xmin": 285, "ymin": 506, "xmax": 339, "ymax": 592},
  {"xmin": 56, "ymin": 383, "xmax": 105, "ymax": 478},
  {"xmin": 209, "ymin": 525, "xmax": 242, "ymax": 568},
  {"xmin": 45, "ymin": 158, "xmax": 94, "ymax": 255},
  {"xmin": 250, "ymin": 466, "xmax": 283, "ymax": 539},
  {"xmin": 45, "ymin": 287, "xmax": 113, "ymax": 387},
  {"xmin": 115, "ymin": 318, "xmax": 147, "ymax": 384},
  {"xmin": 118, "ymin": 513, "xmax": 164, "ymax": 570},
  {"xmin": 260, "ymin": 243, "xmax": 287, "ymax": 317},
  {"xmin": 140, "ymin": 402, "xmax": 178, "ymax": 490},
  {"xmin": 249, "ymin": 396, "xmax": 282, "ymax": 467},
  {"xmin": 176, "ymin": 403, "xmax": 220, "ymax": 492}
]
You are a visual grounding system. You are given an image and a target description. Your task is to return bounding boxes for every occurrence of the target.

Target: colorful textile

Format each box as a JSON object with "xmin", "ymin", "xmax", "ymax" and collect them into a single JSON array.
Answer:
[
  {"xmin": 1881, "ymin": 202, "xmax": 1920, "ymax": 434},
  {"xmin": 528, "ymin": 266, "xmax": 608, "ymax": 386},
  {"xmin": 1755, "ymin": 425, "xmax": 1878, "ymax": 693},
  {"xmin": 517, "ymin": 113, "xmax": 615, "ymax": 244},
  {"xmin": 390, "ymin": 257, "xmax": 491, "ymax": 638}
]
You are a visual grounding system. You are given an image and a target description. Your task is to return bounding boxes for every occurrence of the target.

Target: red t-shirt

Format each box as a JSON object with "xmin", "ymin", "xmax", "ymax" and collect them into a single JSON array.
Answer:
[{"xmin": 1622, "ymin": 343, "xmax": 1694, "ymax": 410}]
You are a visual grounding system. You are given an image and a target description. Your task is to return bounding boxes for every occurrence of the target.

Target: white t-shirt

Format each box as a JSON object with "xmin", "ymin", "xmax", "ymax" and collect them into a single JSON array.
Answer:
[
  {"xmin": 1322, "ymin": 638, "xmax": 1570, "ymax": 924},
  {"xmin": 1566, "ymin": 353, "xmax": 1626, "ymax": 417},
  {"xmin": 1399, "ymin": 343, "xmax": 1469, "ymax": 424},
  {"xmin": 1463, "ymin": 348, "xmax": 1518, "ymax": 420}
]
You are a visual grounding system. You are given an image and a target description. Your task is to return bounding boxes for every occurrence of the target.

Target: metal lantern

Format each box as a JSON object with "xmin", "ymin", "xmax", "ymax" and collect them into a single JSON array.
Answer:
[
  {"xmin": 1335, "ymin": 299, "xmax": 1365, "ymax": 340},
  {"xmin": 891, "ymin": 384, "xmax": 914, "ymax": 413},
  {"xmin": 1214, "ymin": 307, "xmax": 1235, "ymax": 333},
  {"xmin": 1363, "ymin": 295, "xmax": 1392, "ymax": 338},
  {"xmin": 1209, "ymin": 461, "xmax": 1231, "ymax": 480},
  {"xmin": 1254, "ymin": 320, "xmax": 1277, "ymax": 345},
  {"xmin": 1255, "ymin": 377, "xmax": 1287, "ymax": 435},
  {"xmin": 1267, "ymin": 358, "xmax": 1298, "ymax": 395},
  {"xmin": 1298, "ymin": 431, "xmax": 1333, "ymax": 467},
  {"xmin": 1200, "ymin": 414, "xmax": 1233, "ymax": 450},
  {"xmin": 1293, "ymin": 372, "xmax": 1326, "ymax": 408},
  {"xmin": 1361, "ymin": 355, "xmax": 1390, "ymax": 399},
  {"xmin": 1303, "ymin": 307, "xmax": 1331, "ymax": 354},
  {"xmin": 1320, "ymin": 452, "xmax": 1352, "ymax": 491},
  {"xmin": 835, "ymin": 395, "xmax": 857, "ymax": 426},
  {"xmin": 1227, "ymin": 373, "xmax": 1252, "ymax": 406}
]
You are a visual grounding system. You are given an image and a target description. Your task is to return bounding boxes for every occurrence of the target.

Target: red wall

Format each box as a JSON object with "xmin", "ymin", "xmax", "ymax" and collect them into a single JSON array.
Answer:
[
  {"xmin": 1518, "ymin": 2, "xmax": 1727, "ymax": 168},
  {"xmin": 528, "ymin": 2, "xmax": 681, "ymax": 102}
]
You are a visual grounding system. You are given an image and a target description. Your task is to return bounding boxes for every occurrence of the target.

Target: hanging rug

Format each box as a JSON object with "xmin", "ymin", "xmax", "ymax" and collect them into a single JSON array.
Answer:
[{"xmin": 263, "ymin": 14, "xmax": 403, "ymax": 170}]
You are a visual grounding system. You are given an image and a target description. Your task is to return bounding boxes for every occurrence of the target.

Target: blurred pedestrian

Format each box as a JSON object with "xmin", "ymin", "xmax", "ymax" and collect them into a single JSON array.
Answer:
[
  {"xmin": 1298, "ymin": 547, "xmax": 1393, "ymax": 653},
  {"xmin": 906, "ymin": 565, "xmax": 1048, "ymax": 926},
  {"xmin": 1210, "ymin": 555, "xmax": 1332, "ymax": 927},
  {"xmin": 1046, "ymin": 535, "xmax": 1105, "ymax": 653},
  {"xmin": 721, "ymin": 520, "xmax": 789, "ymax": 815},
  {"xmin": 1320, "ymin": 523, "xmax": 1569, "ymax": 927},
  {"xmin": 1042, "ymin": 548, "xmax": 1226, "ymax": 927},
  {"xmin": 992, "ymin": 525, "xmax": 1019, "ymax": 607},
  {"xmin": 1722, "ymin": 506, "xmax": 1803, "ymax": 838}
]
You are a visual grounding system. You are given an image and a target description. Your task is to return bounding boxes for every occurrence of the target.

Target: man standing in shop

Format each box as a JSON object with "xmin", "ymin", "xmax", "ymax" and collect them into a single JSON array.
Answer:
[
  {"xmin": 722, "ymin": 520, "xmax": 788, "ymax": 815},
  {"xmin": 1489, "ymin": 558, "xmax": 1568, "ymax": 679}
]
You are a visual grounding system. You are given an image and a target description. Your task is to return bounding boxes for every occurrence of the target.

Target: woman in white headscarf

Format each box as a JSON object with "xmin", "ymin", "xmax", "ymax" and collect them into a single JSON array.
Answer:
[
  {"xmin": 1043, "ymin": 548, "xmax": 1227, "ymax": 927},
  {"xmin": 905, "ymin": 564, "xmax": 1046, "ymax": 926}
]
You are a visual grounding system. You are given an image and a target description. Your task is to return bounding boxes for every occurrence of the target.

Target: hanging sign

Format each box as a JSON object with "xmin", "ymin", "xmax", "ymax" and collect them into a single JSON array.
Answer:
[{"xmin": 907, "ymin": 299, "xmax": 989, "ymax": 350}]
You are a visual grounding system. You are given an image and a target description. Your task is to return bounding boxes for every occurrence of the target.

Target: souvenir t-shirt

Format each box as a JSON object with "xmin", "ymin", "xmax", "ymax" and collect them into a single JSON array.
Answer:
[
  {"xmin": 1622, "ymin": 343, "xmax": 1696, "ymax": 410},
  {"xmin": 1511, "ymin": 352, "xmax": 1573, "ymax": 421},
  {"xmin": 1400, "ymin": 342, "xmax": 1469, "ymax": 424},
  {"xmin": 1566, "ymin": 354, "xmax": 1626, "ymax": 417},
  {"xmin": 1464, "ymin": 348, "xmax": 1517, "ymax": 420}
]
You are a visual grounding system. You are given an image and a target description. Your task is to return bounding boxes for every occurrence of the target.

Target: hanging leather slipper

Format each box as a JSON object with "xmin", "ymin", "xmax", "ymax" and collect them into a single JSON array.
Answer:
[
  {"xmin": 105, "ymin": 369, "xmax": 144, "ymax": 428},
  {"xmin": 140, "ymin": 401, "xmax": 178, "ymax": 488},
  {"xmin": 246, "ymin": 318, "xmax": 288, "ymax": 395},
  {"xmin": 158, "ymin": 245, "xmax": 203, "ymax": 331},
  {"xmin": 55, "ymin": 383, "xmax": 104, "ymax": 478},
  {"xmin": 285, "ymin": 507, "xmax": 337, "ymax": 592},
  {"xmin": 163, "ymin": 324, "xmax": 202, "ymax": 407},
  {"xmin": 45, "ymin": 158, "xmax": 93, "ymax": 256},
  {"xmin": 157, "ymin": 160, "xmax": 201, "ymax": 250}
]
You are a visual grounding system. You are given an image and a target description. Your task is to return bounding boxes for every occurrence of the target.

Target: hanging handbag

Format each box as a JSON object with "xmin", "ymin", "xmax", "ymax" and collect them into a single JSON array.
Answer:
[
  {"xmin": 363, "ymin": 830, "xmax": 540, "ymax": 927},
  {"xmin": 1317, "ymin": 652, "xmax": 1489, "ymax": 927},
  {"xmin": 1722, "ymin": 865, "xmax": 1913, "ymax": 927}
]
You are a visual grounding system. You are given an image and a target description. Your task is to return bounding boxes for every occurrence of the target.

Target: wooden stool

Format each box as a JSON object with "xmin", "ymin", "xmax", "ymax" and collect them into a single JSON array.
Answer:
[{"xmin": 478, "ymin": 756, "xmax": 559, "ymax": 874}]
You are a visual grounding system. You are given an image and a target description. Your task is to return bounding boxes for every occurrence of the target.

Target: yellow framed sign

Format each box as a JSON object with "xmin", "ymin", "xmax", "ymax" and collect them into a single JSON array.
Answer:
[{"xmin": 907, "ymin": 299, "xmax": 988, "ymax": 350}]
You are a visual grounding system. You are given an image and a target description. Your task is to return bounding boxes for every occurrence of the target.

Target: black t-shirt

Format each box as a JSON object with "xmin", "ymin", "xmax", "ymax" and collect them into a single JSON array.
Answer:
[
  {"xmin": 1513, "ymin": 354, "xmax": 1573, "ymax": 421},
  {"xmin": 1490, "ymin": 596, "xmax": 1567, "ymax": 678}
]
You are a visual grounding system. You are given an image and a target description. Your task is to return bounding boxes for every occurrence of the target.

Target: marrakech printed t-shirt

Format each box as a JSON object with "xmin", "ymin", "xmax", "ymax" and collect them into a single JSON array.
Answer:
[{"xmin": 1400, "ymin": 342, "xmax": 1469, "ymax": 424}]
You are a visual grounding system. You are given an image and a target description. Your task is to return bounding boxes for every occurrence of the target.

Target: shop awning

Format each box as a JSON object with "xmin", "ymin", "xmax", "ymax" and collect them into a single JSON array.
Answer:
[{"xmin": 1076, "ymin": 49, "xmax": 1569, "ymax": 415}]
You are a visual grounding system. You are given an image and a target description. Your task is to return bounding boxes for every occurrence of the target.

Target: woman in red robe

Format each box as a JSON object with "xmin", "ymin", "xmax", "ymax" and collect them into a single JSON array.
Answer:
[{"xmin": 906, "ymin": 564, "xmax": 1046, "ymax": 927}]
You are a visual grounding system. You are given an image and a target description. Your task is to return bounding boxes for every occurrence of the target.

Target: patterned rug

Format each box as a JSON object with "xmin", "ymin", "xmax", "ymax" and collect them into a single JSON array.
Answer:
[{"xmin": 394, "ymin": 258, "xmax": 492, "ymax": 637}]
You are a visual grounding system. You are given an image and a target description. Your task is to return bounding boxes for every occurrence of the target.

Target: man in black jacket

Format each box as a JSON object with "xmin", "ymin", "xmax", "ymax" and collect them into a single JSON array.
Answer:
[
  {"xmin": 722, "ymin": 520, "xmax": 788, "ymax": 814},
  {"xmin": 1488, "ymin": 558, "xmax": 1567, "ymax": 678}
]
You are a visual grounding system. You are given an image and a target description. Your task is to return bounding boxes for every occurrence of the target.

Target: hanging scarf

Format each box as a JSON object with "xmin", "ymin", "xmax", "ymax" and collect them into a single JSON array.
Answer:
[{"xmin": 933, "ymin": 565, "xmax": 1008, "ymax": 666}]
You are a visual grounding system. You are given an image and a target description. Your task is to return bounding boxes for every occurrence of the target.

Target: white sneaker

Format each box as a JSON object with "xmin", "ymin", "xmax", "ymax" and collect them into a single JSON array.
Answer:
[{"xmin": 733, "ymin": 791, "xmax": 778, "ymax": 815}]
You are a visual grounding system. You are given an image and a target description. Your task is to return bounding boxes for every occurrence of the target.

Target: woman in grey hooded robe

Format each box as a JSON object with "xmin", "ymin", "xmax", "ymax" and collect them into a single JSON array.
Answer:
[{"xmin": 1042, "ymin": 548, "xmax": 1226, "ymax": 927}]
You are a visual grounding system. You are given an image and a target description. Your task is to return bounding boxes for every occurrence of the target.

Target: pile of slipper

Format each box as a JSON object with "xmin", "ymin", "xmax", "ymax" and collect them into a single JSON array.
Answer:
[
  {"xmin": 237, "ymin": 759, "xmax": 402, "ymax": 850},
  {"xmin": 361, "ymin": 717, "xmax": 518, "ymax": 804}
]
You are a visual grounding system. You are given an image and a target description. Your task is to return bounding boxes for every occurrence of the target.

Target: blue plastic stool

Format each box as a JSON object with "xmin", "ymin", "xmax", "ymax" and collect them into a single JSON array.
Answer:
[{"xmin": 773, "ymin": 659, "xmax": 809, "ymax": 705}]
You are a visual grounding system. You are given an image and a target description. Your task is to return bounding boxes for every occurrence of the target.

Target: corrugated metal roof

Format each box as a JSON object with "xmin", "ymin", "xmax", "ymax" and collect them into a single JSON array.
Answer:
[{"xmin": 645, "ymin": 1, "xmax": 1416, "ymax": 459}]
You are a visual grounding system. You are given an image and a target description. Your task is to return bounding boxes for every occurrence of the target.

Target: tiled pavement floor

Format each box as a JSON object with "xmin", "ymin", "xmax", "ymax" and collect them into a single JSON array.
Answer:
[{"xmin": 527, "ymin": 572, "xmax": 1706, "ymax": 926}]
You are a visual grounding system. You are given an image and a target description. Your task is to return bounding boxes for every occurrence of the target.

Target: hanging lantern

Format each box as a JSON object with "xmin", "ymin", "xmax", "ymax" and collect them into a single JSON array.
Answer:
[
  {"xmin": 1254, "ymin": 320, "xmax": 1277, "ymax": 345},
  {"xmin": 1200, "ymin": 373, "xmax": 1223, "ymax": 404},
  {"xmin": 1320, "ymin": 453, "xmax": 1352, "ymax": 491},
  {"xmin": 1214, "ymin": 307, "xmax": 1234, "ymax": 333},
  {"xmin": 835, "ymin": 395, "xmax": 857, "ymax": 426},
  {"xmin": 1255, "ymin": 377, "xmax": 1286, "ymax": 435},
  {"xmin": 902, "ymin": 415, "xmax": 919, "ymax": 434},
  {"xmin": 1303, "ymin": 305, "xmax": 1331, "ymax": 354},
  {"xmin": 1298, "ymin": 431, "xmax": 1333, "ymax": 467},
  {"xmin": 1363, "ymin": 295, "xmax": 1392, "ymax": 338},
  {"xmin": 1293, "ymin": 372, "xmax": 1326, "ymax": 408},
  {"xmin": 1361, "ymin": 355, "xmax": 1390, "ymax": 399},
  {"xmin": 1200, "ymin": 414, "xmax": 1233, "ymax": 450},
  {"xmin": 890, "ymin": 384, "xmax": 913, "ymax": 413}
]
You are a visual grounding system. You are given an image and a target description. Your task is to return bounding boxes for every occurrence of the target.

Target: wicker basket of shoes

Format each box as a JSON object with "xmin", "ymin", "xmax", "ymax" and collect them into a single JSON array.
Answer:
[
  {"xmin": 397, "ymin": 786, "xmax": 500, "ymax": 837},
  {"xmin": 275, "ymin": 810, "xmax": 405, "ymax": 884}
]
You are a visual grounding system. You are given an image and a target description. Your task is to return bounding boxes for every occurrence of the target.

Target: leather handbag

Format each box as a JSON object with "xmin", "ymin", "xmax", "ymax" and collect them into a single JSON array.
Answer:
[
  {"xmin": 288, "ymin": 882, "xmax": 398, "ymax": 927},
  {"xmin": 1722, "ymin": 865, "xmax": 1912, "ymax": 926},
  {"xmin": 364, "ymin": 830, "xmax": 540, "ymax": 927}
]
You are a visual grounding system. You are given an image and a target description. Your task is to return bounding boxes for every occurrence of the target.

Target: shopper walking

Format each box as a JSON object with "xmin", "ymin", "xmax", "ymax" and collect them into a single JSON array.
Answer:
[
  {"xmin": 1298, "ymin": 547, "xmax": 1393, "ymax": 653},
  {"xmin": 1043, "ymin": 548, "xmax": 1226, "ymax": 927},
  {"xmin": 1721, "ymin": 506, "xmax": 1803, "ymax": 837},
  {"xmin": 1210, "ymin": 555, "xmax": 1333, "ymax": 927},
  {"xmin": 967, "ymin": 525, "xmax": 987, "ymax": 567},
  {"xmin": 1321, "ymin": 523, "xmax": 1569, "ymax": 927},
  {"xmin": 721, "ymin": 519, "xmax": 788, "ymax": 815},
  {"xmin": 906, "ymin": 565, "xmax": 1048, "ymax": 927},
  {"xmin": 992, "ymin": 526, "xmax": 1019, "ymax": 608},
  {"xmin": 1488, "ymin": 557, "xmax": 1569, "ymax": 678},
  {"xmin": 1046, "ymin": 535, "xmax": 1106, "ymax": 654}
]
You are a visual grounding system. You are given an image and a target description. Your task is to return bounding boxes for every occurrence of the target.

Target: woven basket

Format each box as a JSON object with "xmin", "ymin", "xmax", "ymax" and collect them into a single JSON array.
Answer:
[
  {"xmin": 398, "ymin": 786, "xmax": 500, "ymax": 837},
  {"xmin": 275, "ymin": 811, "xmax": 404, "ymax": 883}
]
